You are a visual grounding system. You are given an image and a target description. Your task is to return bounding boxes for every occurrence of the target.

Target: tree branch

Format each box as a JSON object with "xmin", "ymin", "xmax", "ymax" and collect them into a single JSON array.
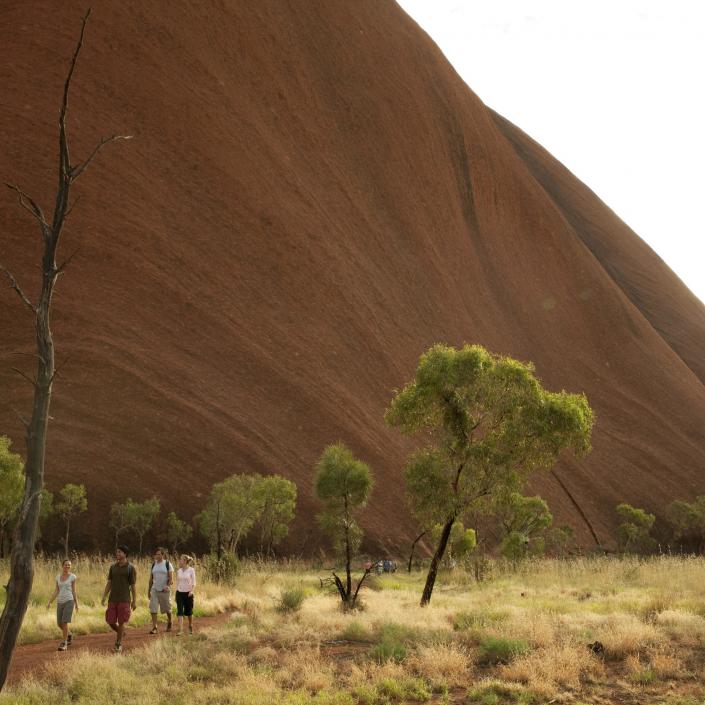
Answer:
[
  {"xmin": 11, "ymin": 367, "xmax": 37, "ymax": 388},
  {"xmin": 5, "ymin": 183, "xmax": 50, "ymax": 239},
  {"xmin": 70, "ymin": 135, "xmax": 133, "ymax": 181},
  {"xmin": 56, "ymin": 248, "xmax": 80, "ymax": 275},
  {"xmin": 0, "ymin": 265, "xmax": 37, "ymax": 313},
  {"xmin": 12, "ymin": 408, "xmax": 30, "ymax": 429}
]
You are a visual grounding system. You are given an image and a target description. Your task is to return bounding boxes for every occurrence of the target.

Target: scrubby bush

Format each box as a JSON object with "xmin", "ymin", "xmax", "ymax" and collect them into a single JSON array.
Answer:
[
  {"xmin": 202, "ymin": 552, "xmax": 240, "ymax": 584},
  {"xmin": 278, "ymin": 586, "xmax": 306, "ymax": 613},
  {"xmin": 477, "ymin": 637, "xmax": 530, "ymax": 665},
  {"xmin": 616, "ymin": 503, "xmax": 657, "ymax": 554}
]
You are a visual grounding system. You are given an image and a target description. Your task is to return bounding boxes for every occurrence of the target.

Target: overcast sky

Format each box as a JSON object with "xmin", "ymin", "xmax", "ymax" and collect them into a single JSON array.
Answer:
[{"xmin": 397, "ymin": 0, "xmax": 704, "ymax": 305}]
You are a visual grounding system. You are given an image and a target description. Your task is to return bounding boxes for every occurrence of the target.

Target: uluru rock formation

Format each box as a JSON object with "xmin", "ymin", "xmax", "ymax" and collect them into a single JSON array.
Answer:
[{"xmin": 1, "ymin": 0, "xmax": 704, "ymax": 552}]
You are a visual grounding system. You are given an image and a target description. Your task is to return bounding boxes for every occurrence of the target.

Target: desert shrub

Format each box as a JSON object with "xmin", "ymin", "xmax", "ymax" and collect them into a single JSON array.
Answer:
[
  {"xmin": 202, "ymin": 552, "xmax": 240, "ymax": 584},
  {"xmin": 369, "ymin": 639, "xmax": 407, "ymax": 664},
  {"xmin": 616, "ymin": 504, "xmax": 657, "ymax": 554},
  {"xmin": 340, "ymin": 621, "xmax": 372, "ymax": 642},
  {"xmin": 477, "ymin": 637, "xmax": 530, "ymax": 665},
  {"xmin": 278, "ymin": 586, "xmax": 306, "ymax": 613}
]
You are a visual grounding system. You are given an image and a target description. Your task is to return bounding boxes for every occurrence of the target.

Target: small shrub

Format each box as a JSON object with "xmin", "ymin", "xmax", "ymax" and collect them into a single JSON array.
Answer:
[
  {"xmin": 477, "ymin": 637, "xmax": 530, "ymax": 665},
  {"xmin": 202, "ymin": 552, "xmax": 240, "ymax": 584},
  {"xmin": 341, "ymin": 621, "xmax": 372, "ymax": 642},
  {"xmin": 278, "ymin": 586, "xmax": 306, "ymax": 613},
  {"xmin": 369, "ymin": 639, "xmax": 407, "ymax": 664},
  {"xmin": 629, "ymin": 668, "xmax": 657, "ymax": 685}
]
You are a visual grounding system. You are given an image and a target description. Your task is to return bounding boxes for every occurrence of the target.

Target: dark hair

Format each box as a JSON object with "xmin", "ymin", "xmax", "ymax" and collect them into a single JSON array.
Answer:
[
  {"xmin": 153, "ymin": 547, "xmax": 166, "ymax": 556},
  {"xmin": 117, "ymin": 544, "xmax": 130, "ymax": 556}
]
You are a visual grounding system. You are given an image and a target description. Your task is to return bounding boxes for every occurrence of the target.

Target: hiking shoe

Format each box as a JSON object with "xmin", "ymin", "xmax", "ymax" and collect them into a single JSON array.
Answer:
[
  {"xmin": 166, "ymin": 622, "xmax": 172, "ymax": 632},
  {"xmin": 58, "ymin": 641, "xmax": 67, "ymax": 651},
  {"xmin": 67, "ymin": 633, "xmax": 73, "ymax": 645},
  {"xmin": 114, "ymin": 642, "xmax": 122, "ymax": 653},
  {"xmin": 149, "ymin": 627, "xmax": 158, "ymax": 635}
]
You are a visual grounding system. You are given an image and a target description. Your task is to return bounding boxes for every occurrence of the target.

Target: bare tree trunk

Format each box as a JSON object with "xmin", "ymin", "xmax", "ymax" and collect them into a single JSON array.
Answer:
[
  {"xmin": 64, "ymin": 517, "xmax": 70, "ymax": 557},
  {"xmin": 420, "ymin": 517, "xmax": 455, "ymax": 606},
  {"xmin": 344, "ymin": 496, "xmax": 352, "ymax": 601},
  {"xmin": 0, "ymin": 11, "xmax": 130, "ymax": 691},
  {"xmin": 407, "ymin": 531, "xmax": 426, "ymax": 573}
]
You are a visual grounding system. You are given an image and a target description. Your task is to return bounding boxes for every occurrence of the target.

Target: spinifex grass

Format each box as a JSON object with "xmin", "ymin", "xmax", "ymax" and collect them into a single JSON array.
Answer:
[{"xmin": 2, "ymin": 555, "xmax": 705, "ymax": 704}]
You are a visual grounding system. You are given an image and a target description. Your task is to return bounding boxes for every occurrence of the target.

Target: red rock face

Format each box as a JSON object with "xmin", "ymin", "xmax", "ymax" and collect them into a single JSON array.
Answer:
[{"xmin": 1, "ymin": 1, "xmax": 704, "ymax": 552}]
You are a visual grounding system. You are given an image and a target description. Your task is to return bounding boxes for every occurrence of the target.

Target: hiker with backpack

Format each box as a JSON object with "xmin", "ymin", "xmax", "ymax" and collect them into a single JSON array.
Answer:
[
  {"xmin": 101, "ymin": 544, "xmax": 137, "ymax": 653},
  {"xmin": 148, "ymin": 547, "xmax": 173, "ymax": 634},
  {"xmin": 46, "ymin": 558, "xmax": 79, "ymax": 651}
]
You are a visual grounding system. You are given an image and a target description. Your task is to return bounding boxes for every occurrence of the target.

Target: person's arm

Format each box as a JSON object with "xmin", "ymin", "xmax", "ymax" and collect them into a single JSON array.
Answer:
[
  {"xmin": 166, "ymin": 566, "xmax": 173, "ymax": 590},
  {"xmin": 188, "ymin": 568, "xmax": 196, "ymax": 597},
  {"xmin": 46, "ymin": 581, "xmax": 59, "ymax": 609},
  {"xmin": 71, "ymin": 576, "xmax": 79, "ymax": 612},
  {"xmin": 101, "ymin": 572, "xmax": 111, "ymax": 606},
  {"xmin": 148, "ymin": 568, "xmax": 153, "ymax": 599},
  {"xmin": 130, "ymin": 567, "xmax": 137, "ymax": 610}
]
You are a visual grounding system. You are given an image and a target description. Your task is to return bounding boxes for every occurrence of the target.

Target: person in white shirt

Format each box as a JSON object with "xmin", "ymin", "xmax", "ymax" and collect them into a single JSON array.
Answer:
[
  {"xmin": 46, "ymin": 558, "xmax": 79, "ymax": 651},
  {"xmin": 175, "ymin": 554, "xmax": 196, "ymax": 635},
  {"xmin": 148, "ymin": 547, "xmax": 173, "ymax": 634}
]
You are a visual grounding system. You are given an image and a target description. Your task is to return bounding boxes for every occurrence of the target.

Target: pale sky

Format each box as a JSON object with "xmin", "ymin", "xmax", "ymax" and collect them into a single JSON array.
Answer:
[{"xmin": 397, "ymin": 0, "xmax": 705, "ymax": 305}]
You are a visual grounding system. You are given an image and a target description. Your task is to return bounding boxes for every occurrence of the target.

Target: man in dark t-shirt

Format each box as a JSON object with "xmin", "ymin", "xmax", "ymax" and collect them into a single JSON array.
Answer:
[{"xmin": 101, "ymin": 545, "xmax": 137, "ymax": 652}]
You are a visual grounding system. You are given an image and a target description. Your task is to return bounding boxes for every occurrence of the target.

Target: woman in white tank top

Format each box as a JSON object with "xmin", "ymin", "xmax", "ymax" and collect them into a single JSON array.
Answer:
[{"xmin": 46, "ymin": 558, "xmax": 79, "ymax": 651}]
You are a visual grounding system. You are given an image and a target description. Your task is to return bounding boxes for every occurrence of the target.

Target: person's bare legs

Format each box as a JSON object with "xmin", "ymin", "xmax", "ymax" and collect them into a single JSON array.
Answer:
[
  {"xmin": 116, "ymin": 621, "xmax": 126, "ymax": 645},
  {"xmin": 108, "ymin": 622, "xmax": 119, "ymax": 634},
  {"xmin": 150, "ymin": 612, "xmax": 158, "ymax": 630},
  {"xmin": 188, "ymin": 615, "xmax": 193, "ymax": 633}
]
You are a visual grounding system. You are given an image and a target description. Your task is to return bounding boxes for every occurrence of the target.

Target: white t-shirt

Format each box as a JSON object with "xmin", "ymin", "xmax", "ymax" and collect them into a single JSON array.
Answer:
[
  {"xmin": 56, "ymin": 573, "xmax": 76, "ymax": 604},
  {"xmin": 151, "ymin": 560, "xmax": 172, "ymax": 591},
  {"xmin": 176, "ymin": 567, "xmax": 196, "ymax": 593}
]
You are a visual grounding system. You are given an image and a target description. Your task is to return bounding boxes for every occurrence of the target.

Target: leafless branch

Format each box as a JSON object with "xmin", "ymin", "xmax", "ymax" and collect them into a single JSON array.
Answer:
[
  {"xmin": 64, "ymin": 196, "xmax": 81, "ymax": 220},
  {"xmin": 5, "ymin": 183, "xmax": 49, "ymax": 237},
  {"xmin": 0, "ymin": 265, "xmax": 36, "ymax": 313},
  {"xmin": 70, "ymin": 134, "xmax": 133, "ymax": 181},
  {"xmin": 56, "ymin": 248, "xmax": 80, "ymax": 275},
  {"xmin": 12, "ymin": 408, "xmax": 30, "ymax": 429},
  {"xmin": 11, "ymin": 367, "xmax": 37, "ymax": 388}
]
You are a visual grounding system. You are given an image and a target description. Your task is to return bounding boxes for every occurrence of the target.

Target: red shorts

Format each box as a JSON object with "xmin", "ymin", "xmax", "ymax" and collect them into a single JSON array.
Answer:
[{"xmin": 106, "ymin": 602, "xmax": 131, "ymax": 625}]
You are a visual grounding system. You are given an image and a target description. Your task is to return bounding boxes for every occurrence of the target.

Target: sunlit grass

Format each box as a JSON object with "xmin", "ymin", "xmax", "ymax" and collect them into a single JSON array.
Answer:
[{"xmin": 2, "ymin": 555, "xmax": 705, "ymax": 703}]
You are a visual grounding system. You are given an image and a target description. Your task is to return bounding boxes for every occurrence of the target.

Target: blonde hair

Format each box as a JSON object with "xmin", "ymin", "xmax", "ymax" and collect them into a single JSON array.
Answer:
[{"xmin": 179, "ymin": 554, "xmax": 193, "ymax": 565}]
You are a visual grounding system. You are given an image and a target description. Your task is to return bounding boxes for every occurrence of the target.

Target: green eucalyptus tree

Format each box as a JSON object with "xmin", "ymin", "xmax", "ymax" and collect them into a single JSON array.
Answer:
[
  {"xmin": 55, "ymin": 483, "xmax": 88, "ymax": 555},
  {"xmin": 315, "ymin": 443, "xmax": 373, "ymax": 608},
  {"xmin": 386, "ymin": 343, "xmax": 593, "ymax": 605}
]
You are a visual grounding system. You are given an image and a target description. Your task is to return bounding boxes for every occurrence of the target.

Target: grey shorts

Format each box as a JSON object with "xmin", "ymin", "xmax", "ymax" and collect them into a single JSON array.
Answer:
[
  {"xmin": 149, "ymin": 588, "xmax": 172, "ymax": 614},
  {"xmin": 57, "ymin": 600, "xmax": 74, "ymax": 625}
]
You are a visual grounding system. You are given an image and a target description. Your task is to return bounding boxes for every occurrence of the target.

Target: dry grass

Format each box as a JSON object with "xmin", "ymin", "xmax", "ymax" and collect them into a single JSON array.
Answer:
[{"xmin": 3, "ymin": 555, "xmax": 705, "ymax": 704}]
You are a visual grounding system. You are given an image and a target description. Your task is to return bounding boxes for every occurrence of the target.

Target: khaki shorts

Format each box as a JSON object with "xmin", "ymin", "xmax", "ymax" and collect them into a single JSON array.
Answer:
[{"xmin": 149, "ymin": 588, "xmax": 172, "ymax": 614}]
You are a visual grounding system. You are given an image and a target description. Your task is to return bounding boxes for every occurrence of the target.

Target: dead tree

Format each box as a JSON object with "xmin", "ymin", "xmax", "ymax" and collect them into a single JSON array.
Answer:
[{"xmin": 0, "ymin": 9, "xmax": 130, "ymax": 690}]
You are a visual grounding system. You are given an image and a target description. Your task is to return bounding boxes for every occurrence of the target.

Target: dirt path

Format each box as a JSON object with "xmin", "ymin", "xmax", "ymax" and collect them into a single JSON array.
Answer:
[{"xmin": 7, "ymin": 611, "xmax": 233, "ymax": 686}]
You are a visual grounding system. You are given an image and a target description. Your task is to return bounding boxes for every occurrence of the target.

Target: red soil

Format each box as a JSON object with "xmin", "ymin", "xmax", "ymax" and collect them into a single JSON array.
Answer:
[
  {"xmin": 6, "ymin": 611, "xmax": 232, "ymax": 686},
  {"xmin": 1, "ymin": 1, "xmax": 704, "ymax": 551}
]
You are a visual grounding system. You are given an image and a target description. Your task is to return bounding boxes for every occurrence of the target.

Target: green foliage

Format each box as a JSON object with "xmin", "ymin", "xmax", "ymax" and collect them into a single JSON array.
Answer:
[
  {"xmin": 616, "ymin": 503, "xmax": 657, "ymax": 554},
  {"xmin": 386, "ymin": 343, "xmax": 593, "ymax": 602},
  {"xmin": 55, "ymin": 483, "xmax": 88, "ymax": 553},
  {"xmin": 278, "ymin": 586, "xmax": 306, "ymax": 613},
  {"xmin": 498, "ymin": 493, "xmax": 552, "ymax": 560},
  {"xmin": 165, "ymin": 511, "xmax": 193, "ymax": 555},
  {"xmin": 315, "ymin": 443, "xmax": 373, "ymax": 560},
  {"xmin": 197, "ymin": 473, "xmax": 297, "ymax": 556},
  {"xmin": 477, "ymin": 637, "xmax": 530, "ymax": 665},
  {"xmin": 56, "ymin": 483, "xmax": 88, "ymax": 520},
  {"xmin": 368, "ymin": 638, "xmax": 407, "ymax": 664},
  {"xmin": 0, "ymin": 436, "xmax": 24, "ymax": 532},
  {"xmin": 255, "ymin": 475, "xmax": 297, "ymax": 554},
  {"xmin": 202, "ymin": 552, "xmax": 240, "ymax": 584},
  {"xmin": 430, "ymin": 522, "xmax": 477, "ymax": 566},
  {"xmin": 109, "ymin": 497, "xmax": 160, "ymax": 553},
  {"xmin": 666, "ymin": 497, "xmax": 705, "ymax": 550},
  {"xmin": 547, "ymin": 524, "xmax": 575, "ymax": 556}
]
